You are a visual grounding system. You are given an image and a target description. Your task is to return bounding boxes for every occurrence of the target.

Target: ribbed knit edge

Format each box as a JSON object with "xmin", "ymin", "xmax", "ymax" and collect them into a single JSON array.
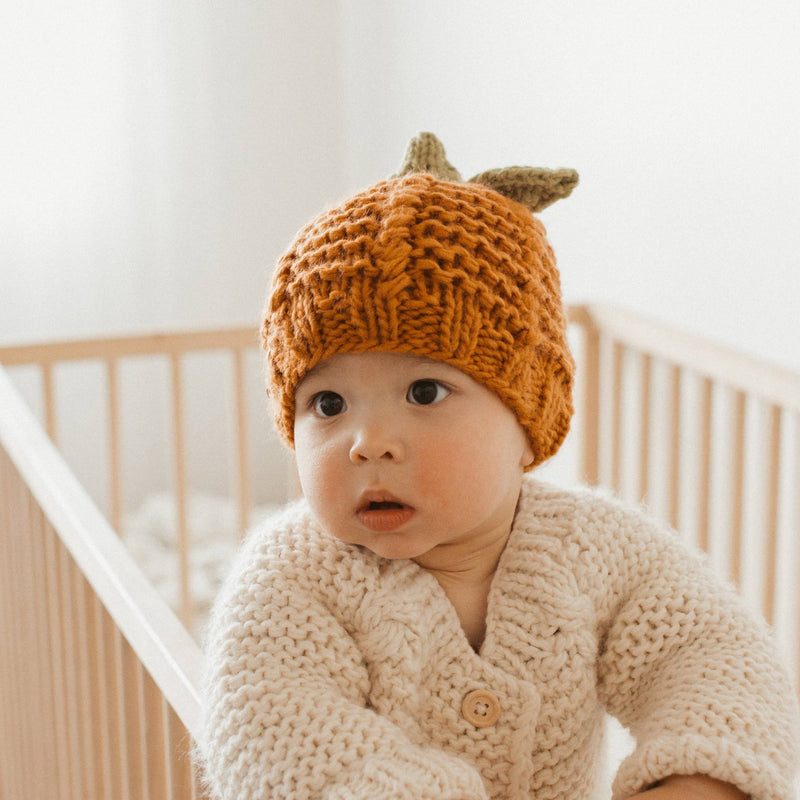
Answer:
[
  {"xmin": 611, "ymin": 732, "xmax": 797, "ymax": 800},
  {"xmin": 322, "ymin": 747, "xmax": 490, "ymax": 800}
]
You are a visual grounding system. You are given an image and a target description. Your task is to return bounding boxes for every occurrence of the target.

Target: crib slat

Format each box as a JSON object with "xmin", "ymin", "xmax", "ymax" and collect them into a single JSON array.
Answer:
[
  {"xmin": 166, "ymin": 701, "xmax": 197, "ymax": 799},
  {"xmin": 12, "ymin": 469, "xmax": 36, "ymax": 799},
  {"xmin": 730, "ymin": 391, "xmax": 746, "ymax": 586},
  {"xmin": 762, "ymin": 405, "xmax": 782, "ymax": 625},
  {"xmin": 3, "ymin": 467, "xmax": 22, "ymax": 799},
  {"xmin": 42, "ymin": 361, "xmax": 57, "ymax": 444},
  {"xmin": 102, "ymin": 607, "xmax": 128, "ymax": 800},
  {"xmin": 44, "ymin": 519, "xmax": 74, "ymax": 794},
  {"xmin": 170, "ymin": 354, "xmax": 193, "ymax": 630},
  {"xmin": 638, "ymin": 353, "xmax": 652, "ymax": 501},
  {"xmin": 0, "ymin": 452, "xmax": 25, "ymax": 799},
  {"xmin": 0, "ymin": 457, "xmax": 14, "ymax": 797},
  {"xmin": 26, "ymin": 485, "xmax": 51, "ymax": 800},
  {"xmin": 143, "ymin": 670, "xmax": 170, "ymax": 799},
  {"xmin": 233, "ymin": 348, "xmax": 251, "ymax": 537},
  {"xmin": 668, "ymin": 364, "xmax": 682, "ymax": 529},
  {"xmin": 579, "ymin": 317, "xmax": 601, "ymax": 486},
  {"xmin": 696, "ymin": 377, "xmax": 713, "ymax": 554},
  {"xmin": 794, "ymin": 414, "xmax": 800, "ymax": 694},
  {"xmin": 0, "ymin": 455, "xmax": 10, "ymax": 796},
  {"xmin": 611, "ymin": 341, "xmax": 624, "ymax": 494},
  {"xmin": 28, "ymin": 491, "xmax": 61, "ymax": 796},
  {"xmin": 122, "ymin": 636, "xmax": 147, "ymax": 799},
  {"xmin": 69, "ymin": 553, "xmax": 91, "ymax": 797},
  {"xmin": 107, "ymin": 357, "xmax": 124, "ymax": 534},
  {"xmin": 59, "ymin": 537, "xmax": 84, "ymax": 800},
  {"xmin": 86, "ymin": 586, "xmax": 111, "ymax": 797}
]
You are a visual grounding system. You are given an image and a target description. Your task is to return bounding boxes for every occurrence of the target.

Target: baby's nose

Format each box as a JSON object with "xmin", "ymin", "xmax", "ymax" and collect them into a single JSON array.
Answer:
[{"xmin": 349, "ymin": 423, "xmax": 405, "ymax": 464}]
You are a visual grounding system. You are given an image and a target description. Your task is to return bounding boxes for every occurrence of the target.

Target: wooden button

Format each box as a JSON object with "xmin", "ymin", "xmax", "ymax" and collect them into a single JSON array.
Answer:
[{"xmin": 461, "ymin": 689, "xmax": 501, "ymax": 727}]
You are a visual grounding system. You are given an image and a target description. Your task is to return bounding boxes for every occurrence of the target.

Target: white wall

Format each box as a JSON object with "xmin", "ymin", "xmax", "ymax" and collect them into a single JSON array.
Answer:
[
  {"xmin": 336, "ymin": 0, "xmax": 800, "ymax": 372},
  {"xmin": 2, "ymin": 1, "xmax": 798, "ymax": 511},
  {"xmin": 3, "ymin": 1, "xmax": 798, "ymax": 364},
  {"xmin": 2, "ymin": 0, "xmax": 345, "ymax": 342}
]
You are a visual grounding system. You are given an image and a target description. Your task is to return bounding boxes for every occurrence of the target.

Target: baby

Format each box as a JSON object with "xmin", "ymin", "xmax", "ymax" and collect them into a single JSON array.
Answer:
[{"xmin": 198, "ymin": 134, "xmax": 798, "ymax": 800}]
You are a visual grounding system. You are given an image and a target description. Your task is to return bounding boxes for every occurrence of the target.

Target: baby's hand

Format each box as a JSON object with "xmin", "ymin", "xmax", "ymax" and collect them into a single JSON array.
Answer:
[{"xmin": 629, "ymin": 774, "xmax": 747, "ymax": 800}]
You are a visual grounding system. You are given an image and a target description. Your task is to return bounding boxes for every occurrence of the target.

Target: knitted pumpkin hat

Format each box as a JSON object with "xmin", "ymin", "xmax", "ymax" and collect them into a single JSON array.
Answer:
[{"xmin": 262, "ymin": 133, "xmax": 578, "ymax": 468}]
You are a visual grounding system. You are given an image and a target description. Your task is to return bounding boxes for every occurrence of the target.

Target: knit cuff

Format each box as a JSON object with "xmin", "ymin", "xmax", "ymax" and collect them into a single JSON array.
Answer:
[
  {"xmin": 327, "ymin": 749, "xmax": 490, "ymax": 800},
  {"xmin": 611, "ymin": 732, "xmax": 796, "ymax": 800}
]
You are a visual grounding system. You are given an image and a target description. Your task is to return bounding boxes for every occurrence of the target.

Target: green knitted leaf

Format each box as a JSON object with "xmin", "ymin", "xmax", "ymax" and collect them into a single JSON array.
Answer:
[
  {"xmin": 468, "ymin": 167, "xmax": 579, "ymax": 213},
  {"xmin": 392, "ymin": 132, "xmax": 578, "ymax": 213},
  {"xmin": 392, "ymin": 132, "xmax": 462, "ymax": 182}
]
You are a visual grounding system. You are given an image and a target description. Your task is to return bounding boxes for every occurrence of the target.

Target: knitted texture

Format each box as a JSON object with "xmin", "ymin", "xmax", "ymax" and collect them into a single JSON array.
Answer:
[
  {"xmin": 262, "ymin": 171, "xmax": 574, "ymax": 467},
  {"xmin": 199, "ymin": 477, "xmax": 800, "ymax": 800}
]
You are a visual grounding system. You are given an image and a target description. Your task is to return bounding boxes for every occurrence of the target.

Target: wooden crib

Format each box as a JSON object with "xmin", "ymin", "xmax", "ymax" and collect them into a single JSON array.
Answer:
[{"xmin": 1, "ymin": 304, "xmax": 798, "ymax": 799}]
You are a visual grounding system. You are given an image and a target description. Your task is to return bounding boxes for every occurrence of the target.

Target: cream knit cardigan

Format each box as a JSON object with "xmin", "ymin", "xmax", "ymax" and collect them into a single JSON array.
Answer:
[{"xmin": 198, "ymin": 478, "xmax": 798, "ymax": 800}]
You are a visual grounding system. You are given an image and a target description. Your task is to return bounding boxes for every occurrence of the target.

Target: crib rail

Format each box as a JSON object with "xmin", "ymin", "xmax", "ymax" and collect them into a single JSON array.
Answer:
[
  {"xmin": 570, "ymin": 304, "xmax": 800, "ymax": 685},
  {"xmin": 0, "ymin": 367, "xmax": 207, "ymax": 799},
  {"xmin": 0, "ymin": 327, "xmax": 265, "ymax": 633}
]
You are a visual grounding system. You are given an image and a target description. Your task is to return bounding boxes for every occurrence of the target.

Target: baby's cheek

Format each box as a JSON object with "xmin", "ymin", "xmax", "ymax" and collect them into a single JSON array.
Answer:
[{"xmin": 415, "ymin": 440, "xmax": 488, "ymax": 508}]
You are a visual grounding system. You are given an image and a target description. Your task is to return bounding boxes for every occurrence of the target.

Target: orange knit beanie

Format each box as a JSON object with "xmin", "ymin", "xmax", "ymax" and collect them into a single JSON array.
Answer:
[{"xmin": 262, "ymin": 133, "xmax": 578, "ymax": 468}]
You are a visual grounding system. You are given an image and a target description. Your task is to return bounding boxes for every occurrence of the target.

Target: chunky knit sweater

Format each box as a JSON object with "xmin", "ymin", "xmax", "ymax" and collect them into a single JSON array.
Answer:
[{"xmin": 199, "ymin": 478, "xmax": 799, "ymax": 800}]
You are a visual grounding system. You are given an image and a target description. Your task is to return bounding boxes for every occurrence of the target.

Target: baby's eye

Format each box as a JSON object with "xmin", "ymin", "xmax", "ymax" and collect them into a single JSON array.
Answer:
[
  {"xmin": 312, "ymin": 391, "xmax": 346, "ymax": 417},
  {"xmin": 407, "ymin": 379, "xmax": 449, "ymax": 406}
]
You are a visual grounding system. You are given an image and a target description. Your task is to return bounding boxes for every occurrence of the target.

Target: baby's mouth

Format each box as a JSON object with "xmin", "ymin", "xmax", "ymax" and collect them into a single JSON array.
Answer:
[
  {"xmin": 365, "ymin": 500, "xmax": 405, "ymax": 511},
  {"xmin": 356, "ymin": 493, "xmax": 414, "ymax": 532}
]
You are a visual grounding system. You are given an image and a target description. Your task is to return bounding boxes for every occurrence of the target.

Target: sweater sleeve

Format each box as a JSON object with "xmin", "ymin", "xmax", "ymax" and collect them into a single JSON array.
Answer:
[
  {"xmin": 197, "ymin": 511, "xmax": 488, "ymax": 800},
  {"xmin": 586, "ymin": 496, "xmax": 799, "ymax": 800}
]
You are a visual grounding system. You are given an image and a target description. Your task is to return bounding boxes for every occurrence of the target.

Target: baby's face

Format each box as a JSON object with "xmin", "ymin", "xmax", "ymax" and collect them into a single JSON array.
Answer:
[{"xmin": 293, "ymin": 352, "xmax": 533, "ymax": 568}]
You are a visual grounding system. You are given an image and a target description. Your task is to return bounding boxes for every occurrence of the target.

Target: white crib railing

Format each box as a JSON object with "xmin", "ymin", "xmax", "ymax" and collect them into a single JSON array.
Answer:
[
  {"xmin": 570, "ymin": 305, "xmax": 800, "ymax": 677},
  {"xmin": 0, "ymin": 367, "xmax": 208, "ymax": 799},
  {"xmin": 1, "ymin": 305, "xmax": 798, "ymax": 799},
  {"xmin": 0, "ymin": 327, "xmax": 272, "ymax": 634}
]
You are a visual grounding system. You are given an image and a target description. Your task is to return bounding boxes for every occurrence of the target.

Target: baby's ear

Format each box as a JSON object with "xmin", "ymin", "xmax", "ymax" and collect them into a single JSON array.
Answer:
[
  {"xmin": 520, "ymin": 440, "xmax": 536, "ymax": 470},
  {"xmin": 467, "ymin": 166, "xmax": 579, "ymax": 213}
]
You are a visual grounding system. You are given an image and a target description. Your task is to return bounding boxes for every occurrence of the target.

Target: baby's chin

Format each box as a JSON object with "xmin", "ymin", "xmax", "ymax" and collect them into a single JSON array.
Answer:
[{"xmin": 328, "ymin": 529, "xmax": 434, "ymax": 562}]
